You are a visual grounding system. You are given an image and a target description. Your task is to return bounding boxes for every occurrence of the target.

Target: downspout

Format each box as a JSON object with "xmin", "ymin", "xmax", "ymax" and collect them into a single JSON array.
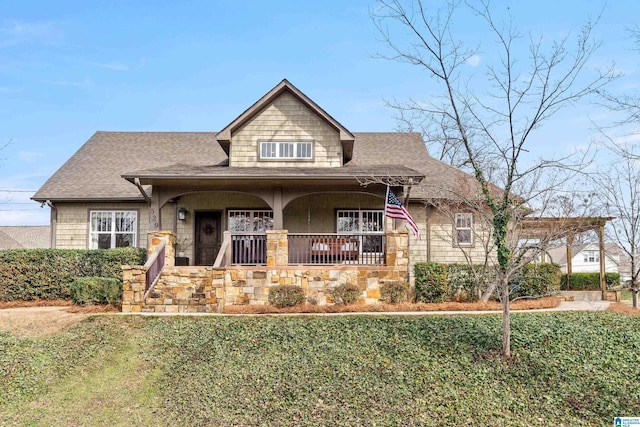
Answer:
[{"xmin": 46, "ymin": 200, "xmax": 56, "ymax": 248}]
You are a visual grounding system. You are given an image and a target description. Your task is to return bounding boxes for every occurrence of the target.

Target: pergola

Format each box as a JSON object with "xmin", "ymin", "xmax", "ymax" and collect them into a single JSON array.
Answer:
[{"xmin": 519, "ymin": 216, "xmax": 614, "ymax": 299}]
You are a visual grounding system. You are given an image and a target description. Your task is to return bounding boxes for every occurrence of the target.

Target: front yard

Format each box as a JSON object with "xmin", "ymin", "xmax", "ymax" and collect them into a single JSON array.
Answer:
[{"xmin": 1, "ymin": 311, "xmax": 639, "ymax": 426}]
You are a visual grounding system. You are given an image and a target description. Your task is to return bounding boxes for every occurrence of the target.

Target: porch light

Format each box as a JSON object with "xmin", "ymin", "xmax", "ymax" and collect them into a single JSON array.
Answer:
[{"xmin": 178, "ymin": 207, "xmax": 187, "ymax": 221}]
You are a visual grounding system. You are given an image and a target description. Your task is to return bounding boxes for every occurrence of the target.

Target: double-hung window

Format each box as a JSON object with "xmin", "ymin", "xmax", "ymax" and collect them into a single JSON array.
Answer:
[
  {"xmin": 228, "ymin": 210, "xmax": 274, "ymax": 232},
  {"xmin": 90, "ymin": 210, "xmax": 137, "ymax": 249},
  {"xmin": 337, "ymin": 210, "xmax": 384, "ymax": 253},
  {"xmin": 259, "ymin": 141, "xmax": 313, "ymax": 160},
  {"xmin": 455, "ymin": 212, "xmax": 473, "ymax": 246},
  {"xmin": 583, "ymin": 251, "xmax": 599, "ymax": 263}
]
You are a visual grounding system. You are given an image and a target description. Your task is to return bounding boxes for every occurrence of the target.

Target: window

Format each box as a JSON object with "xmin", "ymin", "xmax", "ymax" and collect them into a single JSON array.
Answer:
[
  {"xmin": 455, "ymin": 213, "xmax": 473, "ymax": 246},
  {"xmin": 228, "ymin": 210, "xmax": 274, "ymax": 232},
  {"xmin": 90, "ymin": 211, "xmax": 137, "ymax": 249},
  {"xmin": 259, "ymin": 141, "xmax": 313, "ymax": 160},
  {"xmin": 337, "ymin": 210, "xmax": 384, "ymax": 253},
  {"xmin": 337, "ymin": 210, "xmax": 384, "ymax": 233},
  {"xmin": 583, "ymin": 251, "xmax": 599, "ymax": 263}
]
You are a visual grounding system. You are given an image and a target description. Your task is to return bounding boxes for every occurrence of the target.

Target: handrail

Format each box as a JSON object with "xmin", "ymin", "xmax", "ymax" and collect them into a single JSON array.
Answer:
[
  {"xmin": 143, "ymin": 239, "xmax": 166, "ymax": 300},
  {"xmin": 213, "ymin": 238, "xmax": 230, "ymax": 268}
]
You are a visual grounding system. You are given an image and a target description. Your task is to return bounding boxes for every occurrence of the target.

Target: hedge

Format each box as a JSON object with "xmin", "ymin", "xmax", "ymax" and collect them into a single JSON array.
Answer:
[
  {"xmin": 561, "ymin": 272, "xmax": 620, "ymax": 290},
  {"xmin": 0, "ymin": 247, "xmax": 146, "ymax": 301},
  {"xmin": 414, "ymin": 262, "xmax": 562, "ymax": 303},
  {"xmin": 70, "ymin": 277, "xmax": 123, "ymax": 305}
]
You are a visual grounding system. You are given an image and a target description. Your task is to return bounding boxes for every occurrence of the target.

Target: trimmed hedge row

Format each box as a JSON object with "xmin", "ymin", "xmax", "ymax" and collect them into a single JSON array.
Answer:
[
  {"xmin": 415, "ymin": 262, "xmax": 562, "ymax": 303},
  {"xmin": 71, "ymin": 277, "xmax": 123, "ymax": 305},
  {"xmin": 0, "ymin": 248, "xmax": 146, "ymax": 301},
  {"xmin": 561, "ymin": 272, "xmax": 620, "ymax": 290}
]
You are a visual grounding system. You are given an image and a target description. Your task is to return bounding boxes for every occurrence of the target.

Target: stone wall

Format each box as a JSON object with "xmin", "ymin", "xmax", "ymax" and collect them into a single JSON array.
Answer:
[
  {"xmin": 121, "ymin": 229, "xmax": 410, "ymax": 313},
  {"xmin": 123, "ymin": 265, "xmax": 408, "ymax": 313}
]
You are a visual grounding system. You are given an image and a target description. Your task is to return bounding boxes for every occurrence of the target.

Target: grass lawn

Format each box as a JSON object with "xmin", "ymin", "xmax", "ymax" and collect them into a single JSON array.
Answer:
[{"xmin": 1, "ymin": 312, "xmax": 639, "ymax": 426}]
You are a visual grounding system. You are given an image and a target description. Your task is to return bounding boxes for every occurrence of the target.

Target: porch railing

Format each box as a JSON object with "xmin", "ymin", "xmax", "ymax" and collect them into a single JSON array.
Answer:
[
  {"xmin": 288, "ymin": 233, "xmax": 385, "ymax": 265},
  {"xmin": 144, "ymin": 239, "xmax": 166, "ymax": 294},
  {"xmin": 231, "ymin": 233, "xmax": 268, "ymax": 265}
]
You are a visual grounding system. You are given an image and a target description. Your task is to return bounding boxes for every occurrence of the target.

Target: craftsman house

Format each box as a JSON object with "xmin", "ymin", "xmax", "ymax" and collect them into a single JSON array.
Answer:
[{"xmin": 33, "ymin": 79, "xmax": 494, "ymax": 311}]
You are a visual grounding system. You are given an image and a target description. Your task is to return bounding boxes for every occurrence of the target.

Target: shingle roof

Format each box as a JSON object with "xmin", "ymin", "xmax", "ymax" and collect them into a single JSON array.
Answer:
[
  {"xmin": 34, "ymin": 130, "xmax": 485, "ymax": 202},
  {"xmin": 350, "ymin": 132, "xmax": 485, "ymax": 200},
  {"xmin": 33, "ymin": 132, "xmax": 227, "ymax": 201},
  {"xmin": 123, "ymin": 163, "xmax": 423, "ymax": 181},
  {"xmin": 0, "ymin": 226, "xmax": 50, "ymax": 249}
]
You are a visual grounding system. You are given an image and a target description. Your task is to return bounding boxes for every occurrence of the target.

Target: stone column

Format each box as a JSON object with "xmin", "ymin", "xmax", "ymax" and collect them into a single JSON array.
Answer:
[
  {"xmin": 148, "ymin": 230, "xmax": 176, "ymax": 267},
  {"xmin": 266, "ymin": 230, "xmax": 288, "ymax": 267},
  {"xmin": 385, "ymin": 230, "xmax": 409, "ymax": 267}
]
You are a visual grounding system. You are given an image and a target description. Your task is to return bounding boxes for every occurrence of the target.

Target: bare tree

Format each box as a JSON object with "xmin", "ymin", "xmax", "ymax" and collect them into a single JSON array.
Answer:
[
  {"xmin": 372, "ymin": 0, "xmax": 616, "ymax": 357},
  {"xmin": 592, "ymin": 142, "xmax": 640, "ymax": 308}
]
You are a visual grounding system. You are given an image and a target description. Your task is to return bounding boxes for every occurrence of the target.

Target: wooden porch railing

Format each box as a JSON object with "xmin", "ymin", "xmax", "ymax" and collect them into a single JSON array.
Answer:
[
  {"xmin": 231, "ymin": 233, "xmax": 267, "ymax": 265},
  {"xmin": 144, "ymin": 240, "xmax": 166, "ymax": 295},
  {"xmin": 288, "ymin": 233, "xmax": 385, "ymax": 265}
]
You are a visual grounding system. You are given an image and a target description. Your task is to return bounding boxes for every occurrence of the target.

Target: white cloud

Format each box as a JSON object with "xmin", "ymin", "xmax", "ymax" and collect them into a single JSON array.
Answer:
[
  {"xmin": 466, "ymin": 54, "xmax": 481, "ymax": 67},
  {"xmin": 17, "ymin": 151, "xmax": 45, "ymax": 163},
  {"xmin": 0, "ymin": 20, "xmax": 63, "ymax": 47},
  {"xmin": 44, "ymin": 77, "xmax": 92, "ymax": 88},
  {"xmin": 95, "ymin": 62, "xmax": 130, "ymax": 72}
]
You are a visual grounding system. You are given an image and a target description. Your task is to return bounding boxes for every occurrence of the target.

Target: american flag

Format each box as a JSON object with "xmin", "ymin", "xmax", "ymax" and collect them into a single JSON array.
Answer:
[{"xmin": 385, "ymin": 186, "xmax": 420, "ymax": 237}]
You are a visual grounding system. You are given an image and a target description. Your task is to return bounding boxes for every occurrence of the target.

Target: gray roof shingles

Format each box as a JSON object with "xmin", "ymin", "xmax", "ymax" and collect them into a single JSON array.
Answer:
[
  {"xmin": 0, "ymin": 226, "xmax": 50, "ymax": 249},
  {"xmin": 34, "ymin": 131, "xmax": 481, "ymax": 203}
]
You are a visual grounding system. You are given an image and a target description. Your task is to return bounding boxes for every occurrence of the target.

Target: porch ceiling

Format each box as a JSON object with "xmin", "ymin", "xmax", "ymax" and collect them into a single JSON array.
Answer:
[{"xmin": 122, "ymin": 164, "xmax": 424, "ymax": 186}]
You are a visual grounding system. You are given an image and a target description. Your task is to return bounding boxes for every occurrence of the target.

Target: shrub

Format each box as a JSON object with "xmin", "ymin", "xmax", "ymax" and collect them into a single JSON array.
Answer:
[
  {"xmin": 445, "ymin": 263, "xmax": 480, "ymax": 302},
  {"xmin": 414, "ymin": 262, "xmax": 446, "ymax": 303},
  {"xmin": 70, "ymin": 277, "xmax": 122, "ymax": 305},
  {"xmin": 512, "ymin": 263, "xmax": 562, "ymax": 298},
  {"xmin": 331, "ymin": 282, "xmax": 361, "ymax": 305},
  {"xmin": 268, "ymin": 285, "xmax": 305, "ymax": 308},
  {"xmin": 380, "ymin": 281, "xmax": 410, "ymax": 304},
  {"xmin": 561, "ymin": 272, "xmax": 620, "ymax": 290},
  {"xmin": 0, "ymin": 247, "xmax": 146, "ymax": 301}
]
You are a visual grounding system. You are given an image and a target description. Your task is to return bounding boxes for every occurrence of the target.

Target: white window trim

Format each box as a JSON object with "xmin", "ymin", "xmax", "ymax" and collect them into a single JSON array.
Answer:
[
  {"xmin": 227, "ymin": 210, "xmax": 274, "ymax": 232},
  {"xmin": 89, "ymin": 210, "xmax": 138, "ymax": 249},
  {"xmin": 455, "ymin": 212, "xmax": 473, "ymax": 246},
  {"xmin": 258, "ymin": 140, "xmax": 313, "ymax": 160},
  {"xmin": 336, "ymin": 209, "xmax": 385, "ymax": 234}
]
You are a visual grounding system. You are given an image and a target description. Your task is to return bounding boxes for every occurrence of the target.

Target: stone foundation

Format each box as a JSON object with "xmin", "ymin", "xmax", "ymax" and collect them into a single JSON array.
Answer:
[{"xmin": 122, "ymin": 265, "xmax": 408, "ymax": 313}]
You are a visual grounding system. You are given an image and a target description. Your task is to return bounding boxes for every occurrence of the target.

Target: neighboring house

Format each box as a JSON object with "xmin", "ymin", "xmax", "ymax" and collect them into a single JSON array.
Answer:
[
  {"xmin": 546, "ymin": 243, "xmax": 630, "ymax": 282},
  {"xmin": 0, "ymin": 226, "xmax": 51, "ymax": 249}
]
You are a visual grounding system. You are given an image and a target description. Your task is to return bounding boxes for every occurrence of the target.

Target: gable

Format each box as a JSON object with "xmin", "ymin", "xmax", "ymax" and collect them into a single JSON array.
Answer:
[{"xmin": 229, "ymin": 91, "xmax": 342, "ymax": 168}]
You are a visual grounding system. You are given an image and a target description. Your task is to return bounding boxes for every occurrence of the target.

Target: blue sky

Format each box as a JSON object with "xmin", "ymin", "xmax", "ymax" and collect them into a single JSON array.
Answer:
[{"xmin": 0, "ymin": 0, "xmax": 638, "ymax": 225}]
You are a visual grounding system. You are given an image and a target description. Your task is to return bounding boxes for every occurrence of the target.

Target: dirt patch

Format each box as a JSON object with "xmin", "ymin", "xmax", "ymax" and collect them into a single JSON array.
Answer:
[
  {"xmin": 0, "ymin": 306, "xmax": 93, "ymax": 338},
  {"xmin": 223, "ymin": 296, "xmax": 561, "ymax": 314},
  {"xmin": 608, "ymin": 302, "xmax": 640, "ymax": 316}
]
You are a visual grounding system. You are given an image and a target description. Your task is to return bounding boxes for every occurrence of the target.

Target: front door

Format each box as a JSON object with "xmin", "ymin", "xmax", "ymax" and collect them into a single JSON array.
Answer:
[{"xmin": 195, "ymin": 211, "xmax": 221, "ymax": 266}]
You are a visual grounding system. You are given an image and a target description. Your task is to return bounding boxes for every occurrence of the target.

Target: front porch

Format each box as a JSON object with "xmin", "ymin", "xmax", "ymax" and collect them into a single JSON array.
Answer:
[{"xmin": 121, "ymin": 229, "xmax": 410, "ymax": 313}]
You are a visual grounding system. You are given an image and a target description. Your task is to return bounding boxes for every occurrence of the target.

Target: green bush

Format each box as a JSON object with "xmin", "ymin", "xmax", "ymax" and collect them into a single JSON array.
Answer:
[
  {"xmin": 416, "ymin": 261, "xmax": 561, "ymax": 302},
  {"xmin": 0, "ymin": 247, "xmax": 146, "ymax": 301},
  {"xmin": 331, "ymin": 282, "xmax": 361, "ymax": 305},
  {"xmin": 445, "ymin": 263, "xmax": 480, "ymax": 302},
  {"xmin": 268, "ymin": 285, "xmax": 305, "ymax": 308},
  {"xmin": 511, "ymin": 263, "xmax": 562, "ymax": 298},
  {"xmin": 561, "ymin": 272, "xmax": 620, "ymax": 290},
  {"xmin": 70, "ymin": 277, "xmax": 123, "ymax": 305},
  {"xmin": 380, "ymin": 281, "xmax": 410, "ymax": 304},
  {"xmin": 414, "ymin": 262, "xmax": 447, "ymax": 303}
]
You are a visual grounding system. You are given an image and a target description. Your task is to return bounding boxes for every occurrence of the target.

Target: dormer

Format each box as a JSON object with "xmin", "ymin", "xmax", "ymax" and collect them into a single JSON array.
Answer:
[{"xmin": 216, "ymin": 79, "xmax": 355, "ymax": 167}]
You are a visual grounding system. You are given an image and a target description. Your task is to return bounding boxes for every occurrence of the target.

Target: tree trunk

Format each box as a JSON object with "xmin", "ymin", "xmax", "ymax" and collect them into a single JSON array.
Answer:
[
  {"xmin": 633, "ymin": 288, "xmax": 638, "ymax": 309},
  {"xmin": 481, "ymin": 281, "xmax": 497, "ymax": 302},
  {"xmin": 501, "ymin": 277, "xmax": 511, "ymax": 358}
]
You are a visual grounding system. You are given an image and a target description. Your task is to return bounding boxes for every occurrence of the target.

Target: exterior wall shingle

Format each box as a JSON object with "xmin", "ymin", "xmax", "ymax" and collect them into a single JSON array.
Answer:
[{"xmin": 230, "ymin": 92, "xmax": 342, "ymax": 167}]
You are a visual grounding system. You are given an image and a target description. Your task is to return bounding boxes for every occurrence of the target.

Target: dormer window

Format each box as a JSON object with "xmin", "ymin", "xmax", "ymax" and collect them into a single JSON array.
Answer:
[{"xmin": 259, "ymin": 140, "xmax": 313, "ymax": 160}]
